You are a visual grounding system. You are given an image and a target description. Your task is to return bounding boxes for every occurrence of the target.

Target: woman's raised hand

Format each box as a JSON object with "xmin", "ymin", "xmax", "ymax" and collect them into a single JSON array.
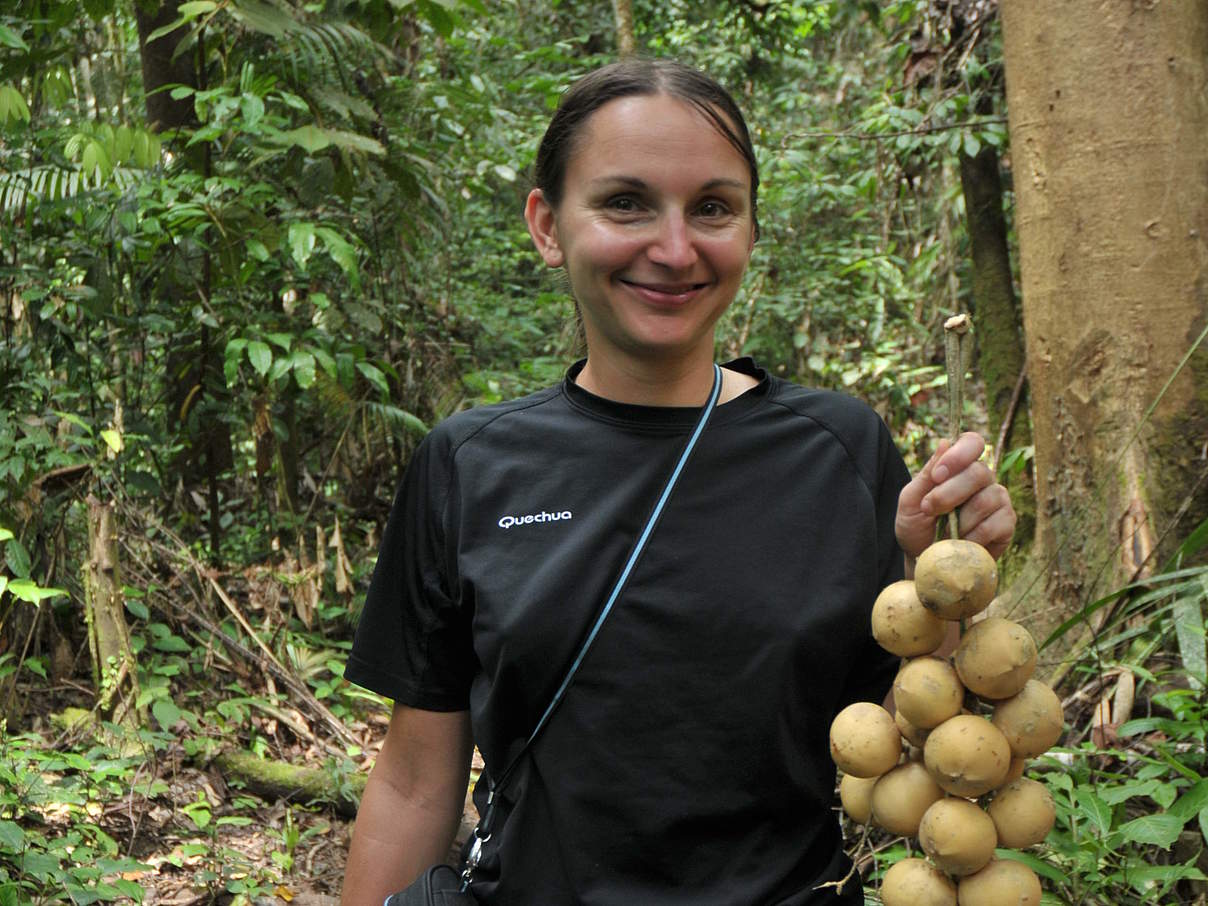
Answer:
[{"xmin": 895, "ymin": 431, "xmax": 1017, "ymax": 563}]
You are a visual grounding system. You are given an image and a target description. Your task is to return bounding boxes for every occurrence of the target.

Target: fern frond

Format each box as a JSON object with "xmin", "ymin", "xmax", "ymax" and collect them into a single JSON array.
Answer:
[{"xmin": 0, "ymin": 164, "xmax": 140, "ymax": 213}]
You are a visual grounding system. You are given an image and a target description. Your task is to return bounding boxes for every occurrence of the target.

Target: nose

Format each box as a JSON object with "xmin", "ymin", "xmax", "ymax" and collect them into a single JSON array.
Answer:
[{"xmin": 647, "ymin": 211, "xmax": 698, "ymax": 270}]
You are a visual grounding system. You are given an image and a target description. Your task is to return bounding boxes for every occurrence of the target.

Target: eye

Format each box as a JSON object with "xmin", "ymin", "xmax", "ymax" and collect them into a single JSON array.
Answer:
[
  {"xmin": 606, "ymin": 195, "xmax": 642, "ymax": 213},
  {"xmin": 697, "ymin": 200, "xmax": 731, "ymax": 218}
]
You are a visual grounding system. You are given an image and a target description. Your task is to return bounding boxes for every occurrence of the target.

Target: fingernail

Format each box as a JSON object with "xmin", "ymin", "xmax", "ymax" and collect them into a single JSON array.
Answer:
[{"xmin": 933, "ymin": 464, "xmax": 950, "ymax": 483}]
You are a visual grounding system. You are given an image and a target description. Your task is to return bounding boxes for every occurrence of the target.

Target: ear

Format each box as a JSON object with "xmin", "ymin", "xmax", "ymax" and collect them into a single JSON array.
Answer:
[{"xmin": 524, "ymin": 188, "xmax": 564, "ymax": 268}]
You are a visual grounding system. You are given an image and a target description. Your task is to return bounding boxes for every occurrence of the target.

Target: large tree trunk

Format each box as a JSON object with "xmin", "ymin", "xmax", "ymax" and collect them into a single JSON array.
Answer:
[{"xmin": 1000, "ymin": 4, "xmax": 1208, "ymax": 647}]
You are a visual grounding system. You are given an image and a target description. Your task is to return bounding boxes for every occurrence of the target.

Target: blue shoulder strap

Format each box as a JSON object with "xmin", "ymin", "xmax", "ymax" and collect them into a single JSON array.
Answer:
[{"xmin": 466, "ymin": 364, "xmax": 724, "ymax": 874}]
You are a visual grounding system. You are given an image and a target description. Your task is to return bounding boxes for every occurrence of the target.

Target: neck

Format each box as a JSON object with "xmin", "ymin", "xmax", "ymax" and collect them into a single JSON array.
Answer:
[{"xmin": 575, "ymin": 351, "xmax": 752, "ymax": 406}]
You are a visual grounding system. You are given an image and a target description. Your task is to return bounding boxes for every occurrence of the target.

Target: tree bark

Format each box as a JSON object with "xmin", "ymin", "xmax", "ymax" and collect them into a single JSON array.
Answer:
[
  {"xmin": 958, "ymin": 145, "xmax": 1034, "ymax": 554},
  {"xmin": 1000, "ymin": 4, "xmax": 1208, "ymax": 645},
  {"xmin": 83, "ymin": 494, "xmax": 142, "ymax": 725},
  {"xmin": 133, "ymin": 0, "xmax": 198, "ymax": 134},
  {"xmin": 613, "ymin": 0, "xmax": 636, "ymax": 59}
]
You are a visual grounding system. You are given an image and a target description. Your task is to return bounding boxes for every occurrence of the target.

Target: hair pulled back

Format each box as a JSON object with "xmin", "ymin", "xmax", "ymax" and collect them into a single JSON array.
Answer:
[{"xmin": 533, "ymin": 59, "xmax": 761, "ymax": 239}]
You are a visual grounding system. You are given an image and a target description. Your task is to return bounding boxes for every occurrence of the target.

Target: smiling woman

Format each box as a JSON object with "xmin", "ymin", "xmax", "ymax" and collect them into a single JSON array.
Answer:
[
  {"xmin": 341, "ymin": 58, "xmax": 1017, "ymax": 906},
  {"xmin": 524, "ymin": 93, "xmax": 757, "ymax": 405}
]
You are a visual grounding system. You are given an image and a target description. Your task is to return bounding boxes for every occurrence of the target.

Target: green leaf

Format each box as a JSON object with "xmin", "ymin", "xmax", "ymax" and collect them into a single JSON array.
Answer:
[
  {"xmin": 24, "ymin": 658, "xmax": 46, "ymax": 678},
  {"xmin": 1, "ymin": 577, "xmax": 49, "ymax": 602},
  {"xmin": 291, "ymin": 351, "xmax": 316, "ymax": 389},
  {"xmin": 1171, "ymin": 779, "xmax": 1208, "ymax": 822},
  {"xmin": 152, "ymin": 635, "xmax": 190, "ymax": 653},
  {"xmin": 125, "ymin": 598, "xmax": 150, "ymax": 621},
  {"xmin": 247, "ymin": 341, "xmax": 272, "ymax": 376},
  {"xmin": 289, "ymin": 222, "xmax": 316, "ymax": 268},
  {"xmin": 1199, "ymin": 806, "xmax": 1207, "ymax": 844},
  {"xmin": 22, "ymin": 850, "xmax": 60, "ymax": 880},
  {"xmin": 0, "ymin": 820, "xmax": 24, "ymax": 850},
  {"xmin": 493, "ymin": 163, "xmax": 516, "ymax": 182},
  {"xmin": 1172, "ymin": 578, "xmax": 1206, "ymax": 688},
  {"xmin": 0, "ymin": 84, "xmax": 31, "ymax": 125},
  {"xmin": 4, "ymin": 537, "xmax": 29, "ymax": 578},
  {"xmin": 1117, "ymin": 812, "xmax": 1186, "ymax": 848},
  {"xmin": 229, "ymin": 0, "xmax": 297, "ymax": 37},
  {"xmin": 178, "ymin": 0, "xmax": 218, "ymax": 15},
  {"xmin": 1074, "ymin": 789, "xmax": 1112, "ymax": 836},
  {"xmin": 153, "ymin": 698, "xmax": 183, "ymax": 730},
  {"xmin": 0, "ymin": 527, "xmax": 12, "ymax": 542},
  {"xmin": 272, "ymin": 125, "xmax": 385, "ymax": 156},
  {"xmin": 0, "ymin": 25, "xmax": 29, "ymax": 51},
  {"xmin": 315, "ymin": 227, "xmax": 359, "ymax": 280},
  {"xmin": 100, "ymin": 429, "xmax": 122, "ymax": 453},
  {"xmin": 356, "ymin": 362, "xmax": 390, "ymax": 396}
]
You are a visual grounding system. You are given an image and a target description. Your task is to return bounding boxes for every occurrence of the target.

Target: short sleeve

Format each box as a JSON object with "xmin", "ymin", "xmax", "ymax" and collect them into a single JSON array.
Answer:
[
  {"xmin": 837, "ymin": 418, "xmax": 912, "ymax": 708},
  {"xmin": 345, "ymin": 430, "xmax": 476, "ymax": 711}
]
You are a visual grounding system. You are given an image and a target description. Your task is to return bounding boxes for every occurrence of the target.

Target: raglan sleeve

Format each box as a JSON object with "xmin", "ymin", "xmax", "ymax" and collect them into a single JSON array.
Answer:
[
  {"xmin": 837, "ymin": 416, "xmax": 912, "ymax": 709},
  {"xmin": 344, "ymin": 429, "xmax": 476, "ymax": 711}
]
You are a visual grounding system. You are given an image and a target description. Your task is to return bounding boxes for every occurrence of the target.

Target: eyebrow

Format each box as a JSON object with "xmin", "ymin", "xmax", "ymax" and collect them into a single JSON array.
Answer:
[{"xmin": 589, "ymin": 175, "xmax": 748, "ymax": 192}]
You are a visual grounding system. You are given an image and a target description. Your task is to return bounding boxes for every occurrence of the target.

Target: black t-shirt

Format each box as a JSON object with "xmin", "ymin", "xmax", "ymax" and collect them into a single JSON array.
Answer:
[{"xmin": 347, "ymin": 358, "xmax": 909, "ymax": 905}]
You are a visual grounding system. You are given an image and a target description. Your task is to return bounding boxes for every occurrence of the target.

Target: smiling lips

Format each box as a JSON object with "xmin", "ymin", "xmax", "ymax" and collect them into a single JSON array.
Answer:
[{"xmin": 620, "ymin": 278, "xmax": 712, "ymax": 306}]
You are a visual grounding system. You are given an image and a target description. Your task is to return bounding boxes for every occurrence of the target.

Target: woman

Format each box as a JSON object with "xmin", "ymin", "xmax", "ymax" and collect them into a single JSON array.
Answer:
[{"xmin": 342, "ymin": 59, "xmax": 1014, "ymax": 905}]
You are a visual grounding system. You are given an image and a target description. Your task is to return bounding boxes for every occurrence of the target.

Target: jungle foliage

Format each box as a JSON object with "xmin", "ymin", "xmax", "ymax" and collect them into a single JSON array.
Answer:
[{"xmin": 0, "ymin": 1, "xmax": 1205, "ymax": 903}]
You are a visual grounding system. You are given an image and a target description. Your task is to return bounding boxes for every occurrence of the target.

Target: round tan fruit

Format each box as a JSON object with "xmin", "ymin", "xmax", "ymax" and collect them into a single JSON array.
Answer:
[
  {"xmin": 896, "ymin": 709, "xmax": 932, "ymax": 748},
  {"xmin": 872, "ymin": 580, "xmax": 949, "ymax": 657},
  {"xmin": 924, "ymin": 714, "xmax": 1012, "ymax": 798},
  {"xmin": 955, "ymin": 618, "xmax": 1037, "ymax": 700},
  {"xmin": 881, "ymin": 857, "xmax": 957, "ymax": 906},
  {"xmin": 987, "ymin": 778, "xmax": 1055, "ymax": 848},
  {"xmin": 957, "ymin": 859, "xmax": 1042, "ymax": 906},
  {"xmin": 914, "ymin": 539, "xmax": 998, "ymax": 620},
  {"xmin": 992, "ymin": 679, "xmax": 1064, "ymax": 757},
  {"xmin": 839, "ymin": 773, "xmax": 878, "ymax": 825},
  {"xmin": 894, "ymin": 657, "xmax": 965, "ymax": 729},
  {"xmin": 999, "ymin": 757, "xmax": 1027, "ymax": 788},
  {"xmin": 870, "ymin": 761, "xmax": 946, "ymax": 836},
  {"xmin": 830, "ymin": 702, "xmax": 902, "ymax": 778},
  {"xmin": 918, "ymin": 798, "xmax": 998, "ymax": 877}
]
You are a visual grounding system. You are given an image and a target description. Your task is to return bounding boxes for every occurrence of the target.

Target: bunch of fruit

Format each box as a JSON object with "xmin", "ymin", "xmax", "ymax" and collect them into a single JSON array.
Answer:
[{"xmin": 829, "ymin": 538, "xmax": 1063, "ymax": 906}]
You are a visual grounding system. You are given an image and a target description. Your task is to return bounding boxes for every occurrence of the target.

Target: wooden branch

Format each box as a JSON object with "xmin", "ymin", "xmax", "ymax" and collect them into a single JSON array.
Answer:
[
  {"xmin": 993, "ymin": 362, "xmax": 1028, "ymax": 472},
  {"xmin": 781, "ymin": 117, "xmax": 1007, "ymax": 145}
]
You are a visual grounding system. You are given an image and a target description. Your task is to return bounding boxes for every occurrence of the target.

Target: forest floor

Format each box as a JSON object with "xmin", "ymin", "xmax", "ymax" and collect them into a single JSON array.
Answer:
[{"xmin": 15, "ymin": 675, "xmax": 481, "ymax": 906}]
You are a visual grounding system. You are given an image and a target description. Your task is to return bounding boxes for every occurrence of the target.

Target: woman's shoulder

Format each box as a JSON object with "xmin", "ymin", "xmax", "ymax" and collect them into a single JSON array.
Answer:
[
  {"xmin": 422, "ymin": 381, "xmax": 566, "ymax": 455},
  {"xmin": 765, "ymin": 373, "xmax": 887, "ymax": 431}
]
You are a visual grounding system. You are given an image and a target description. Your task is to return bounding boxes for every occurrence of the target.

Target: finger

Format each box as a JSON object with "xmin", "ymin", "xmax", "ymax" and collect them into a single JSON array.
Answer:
[
  {"xmin": 930, "ymin": 432, "xmax": 987, "ymax": 485},
  {"xmin": 899, "ymin": 438, "xmax": 951, "ymax": 509},
  {"xmin": 921, "ymin": 460, "xmax": 995, "ymax": 516},
  {"xmin": 957, "ymin": 483, "xmax": 1014, "ymax": 538},
  {"xmin": 959, "ymin": 501, "xmax": 1017, "ymax": 560}
]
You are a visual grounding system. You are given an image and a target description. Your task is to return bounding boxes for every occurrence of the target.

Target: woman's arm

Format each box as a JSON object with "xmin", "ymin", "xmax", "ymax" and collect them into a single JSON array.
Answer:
[{"xmin": 341, "ymin": 703, "xmax": 474, "ymax": 906}]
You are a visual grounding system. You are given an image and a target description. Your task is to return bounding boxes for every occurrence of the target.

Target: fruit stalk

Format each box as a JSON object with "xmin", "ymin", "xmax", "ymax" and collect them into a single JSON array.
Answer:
[{"xmin": 942, "ymin": 314, "xmax": 973, "ymax": 541}]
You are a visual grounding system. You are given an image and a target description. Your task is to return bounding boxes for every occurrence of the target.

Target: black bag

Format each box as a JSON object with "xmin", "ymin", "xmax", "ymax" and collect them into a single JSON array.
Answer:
[
  {"xmin": 382, "ymin": 367, "xmax": 723, "ymax": 905},
  {"xmin": 383, "ymin": 865, "xmax": 474, "ymax": 905}
]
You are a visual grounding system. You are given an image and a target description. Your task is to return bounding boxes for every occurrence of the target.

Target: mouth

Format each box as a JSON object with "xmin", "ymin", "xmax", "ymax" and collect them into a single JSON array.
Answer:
[{"xmin": 619, "ymin": 279, "xmax": 711, "ymax": 305}]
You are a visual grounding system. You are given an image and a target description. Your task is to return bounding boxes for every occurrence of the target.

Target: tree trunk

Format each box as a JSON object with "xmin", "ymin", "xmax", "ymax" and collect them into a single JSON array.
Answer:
[
  {"xmin": 133, "ymin": 0, "xmax": 198, "ymax": 134},
  {"xmin": 958, "ymin": 145, "xmax": 1034, "ymax": 556},
  {"xmin": 613, "ymin": 0, "xmax": 636, "ymax": 58},
  {"xmin": 83, "ymin": 494, "xmax": 142, "ymax": 726},
  {"xmin": 1000, "ymin": 4, "xmax": 1208, "ymax": 644}
]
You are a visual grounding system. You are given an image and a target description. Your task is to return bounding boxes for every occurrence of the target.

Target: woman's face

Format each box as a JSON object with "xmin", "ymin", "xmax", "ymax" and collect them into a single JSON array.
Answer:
[{"xmin": 525, "ymin": 93, "xmax": 756, "ymax": 370}]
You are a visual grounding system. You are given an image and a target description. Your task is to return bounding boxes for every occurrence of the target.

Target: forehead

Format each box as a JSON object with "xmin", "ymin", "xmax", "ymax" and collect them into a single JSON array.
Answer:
[{"xmin": 567, "ymin": 94, "xmax": 751, "ymax": 188}]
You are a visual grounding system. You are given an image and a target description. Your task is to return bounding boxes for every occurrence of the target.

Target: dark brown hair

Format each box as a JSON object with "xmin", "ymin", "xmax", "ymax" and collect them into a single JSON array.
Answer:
[{"xmin": 533, "ymin": 59, "xmax": 761, "ymax": 239}]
